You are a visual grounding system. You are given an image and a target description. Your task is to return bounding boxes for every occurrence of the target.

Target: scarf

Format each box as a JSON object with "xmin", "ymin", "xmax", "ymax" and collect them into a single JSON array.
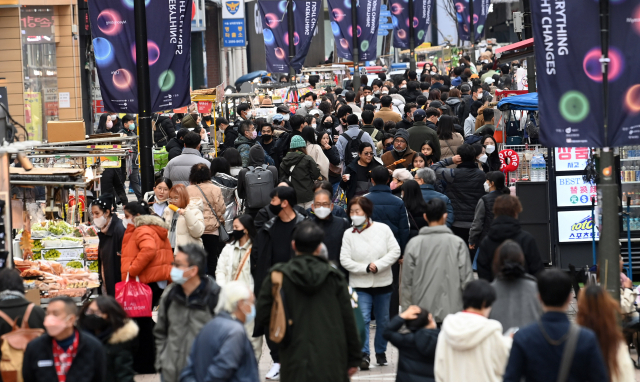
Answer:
[
  {"xmin": 52, "ymin": 330, "xmax": 79, "ymax": 382},
  {"xmin": 352, "ymin": 220, "xmax": 371, "ymax": 233},
  {"xmin": 0, "ymin": 290, "xmax": 24, "ymax": 300}
]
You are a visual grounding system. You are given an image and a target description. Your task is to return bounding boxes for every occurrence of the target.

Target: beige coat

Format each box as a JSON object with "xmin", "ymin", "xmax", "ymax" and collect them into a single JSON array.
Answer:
[
  {"xmin": 163, "ymin": 198, "xmax": 205, "ymax": 252},
  {"xmin": 375, "ymin": 107, "xmax": 402, "ymax": 123},
  {"xmin": 439, "ymin": 133, "xmax": 464, "ymax": 161},
  {"xmin": 306, "ymin": 143, "xmax": 329, "ymax": 179},
  {"xmin": 187, "ymin": 182, "xmax": 225, "ymax": 235}
]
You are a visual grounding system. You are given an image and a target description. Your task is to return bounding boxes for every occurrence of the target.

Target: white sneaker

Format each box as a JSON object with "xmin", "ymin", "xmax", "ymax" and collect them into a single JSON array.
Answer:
[{"xmin": 266, "ymin": 363, "xmax": 281, "ymax": 380}]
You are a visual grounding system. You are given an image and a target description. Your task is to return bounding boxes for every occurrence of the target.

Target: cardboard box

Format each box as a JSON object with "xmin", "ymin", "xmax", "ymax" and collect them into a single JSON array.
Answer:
[
  {"xmin": 25, "ymin": 289, "xmax": 41, "ymax": 306},
  {"xmin": 47, "ymin": 120, "xmax": 86, "ymax": 143}
]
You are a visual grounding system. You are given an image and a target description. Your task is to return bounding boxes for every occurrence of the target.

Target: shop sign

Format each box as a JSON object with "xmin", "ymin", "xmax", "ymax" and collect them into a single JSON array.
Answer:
[
  {"xmin": 556, "ymin": 175, "xmax": 596, "ymax": 207},
  {"xmin": 554, "ymin": 147, "xmax": 590, "ymax": 172},
  {"xmin": 558, "ymin": 210, "xmax": 600, "ymax": 242},
  {"xmin": 20, "ymin": 8, "xmax": 54, "ymax": 45},
  {"xmin": 197, "ymin": 101, "xmax": 212, "ymax": 113}
]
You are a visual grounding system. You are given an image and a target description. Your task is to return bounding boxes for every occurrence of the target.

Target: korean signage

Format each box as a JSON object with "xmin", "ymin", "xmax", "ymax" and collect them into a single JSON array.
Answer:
[
  {"xmin": 556, "ymin": 175, "xmax": 596, "ymax": 207},
  {"xmin": 554, "ymin": 147, "xmax": 590, "ymax": 172},
  {"xmin": 20, "ymin": 8, "xmax": 54, "ymax": 45},
  {"xmin": 223, "ymin": 0, "xmax": 245, "ymax": 47},
  {"xmin": 558, "ymin": 210, "xmax": 600, "ymax": 242}
]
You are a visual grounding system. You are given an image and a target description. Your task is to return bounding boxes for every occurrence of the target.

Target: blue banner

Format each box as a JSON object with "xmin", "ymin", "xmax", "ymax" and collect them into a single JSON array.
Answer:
[
  {"xmin": 88, "ymin": 0, "xmax": 192, "ymax": 114},
  {"xmin": 258, "ymin": 0, "xmax": 320, "ymax": 73},
  {"xmin": 327, "ymin": 0, "xmax": 381, "ymax": 61},
  {"xmin": 454, "ymin": 0, "xmax": 489, "ymax": 43},
  {"xmin": 388, "ymin": 0, "xmax": 432, "ymax": 49},
  {"xmin": 223, "ymin": 19, "xmax": 246, "ymax": 47}
]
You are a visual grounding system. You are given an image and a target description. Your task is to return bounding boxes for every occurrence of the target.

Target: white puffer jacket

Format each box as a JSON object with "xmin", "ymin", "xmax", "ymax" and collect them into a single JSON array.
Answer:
[
  {"xmin": 215, "ymin": 239, "xmax": 253, "ymax": 289},
  {"xmin": 163, "ymin": 198, "xmax": 205, "ymax": 252}
]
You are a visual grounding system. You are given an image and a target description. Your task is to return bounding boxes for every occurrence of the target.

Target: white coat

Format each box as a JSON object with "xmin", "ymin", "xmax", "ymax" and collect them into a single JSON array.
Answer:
[
  {"xmin": 163, "ymin": 198, "xmax": 205, "ymax": 252},
  {"xmin": 215, "ymin": 239, "xmax": 254, "ymax": 290}
]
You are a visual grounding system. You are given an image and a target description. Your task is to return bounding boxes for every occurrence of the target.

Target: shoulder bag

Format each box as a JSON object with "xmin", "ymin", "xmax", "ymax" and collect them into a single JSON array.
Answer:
[{"xmin": 195, "ymin": 184, "xmax": 230, "ymax": 242}]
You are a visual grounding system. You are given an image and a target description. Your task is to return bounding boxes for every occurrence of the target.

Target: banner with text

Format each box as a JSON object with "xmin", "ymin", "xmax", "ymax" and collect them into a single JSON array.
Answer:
[
  {"xmin": 389, "ymin": 0, "xmax": 432, "ymax": 49},
  {"xmin": 88, "ymin": 0, "xmax": 192, "ymax": 113},
  {"xmin": 454, "ymin": 0, "xmax": 490, "ymax": 43},
  {"xmin": 532, "ymin": 0, "xmax": 640, "ymax": 147},
  {"xmin": 258, "ymin": 0, "xmax": 320, "ymax": 73},
  {"xmin": 327, "ymin": 0, "xmax": 382, "ymax": 61}
]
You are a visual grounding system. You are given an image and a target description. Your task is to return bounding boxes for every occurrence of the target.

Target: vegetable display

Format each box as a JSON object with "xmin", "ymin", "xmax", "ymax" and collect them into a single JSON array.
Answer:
[
  {"xmin": 66, "ymin": 260, "xmax": 83, "ymax": 269},
  {"xmin": 43, "ymin": 249, "xmax": 61, "ymax": 260}
]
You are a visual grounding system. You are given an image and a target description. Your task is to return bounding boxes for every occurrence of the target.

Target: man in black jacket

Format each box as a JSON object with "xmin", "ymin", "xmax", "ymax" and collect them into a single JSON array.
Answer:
[
  {"xmin": 476, "ymin": 195, "xmax": 544, "ymax": 282},
  {"xmin": 395, "ymin": 103, "xmax": 417, "ymax": 131},
  {"xmin": 309, "ymin": 190, "xmax": 350, "ymax": 273},
  {"xmin": 22, "ymin": 296, "xmax": 106, "ymax": 382},
  {"xmin": 166, "ymin": 128, "xmax": 190, "ymax": 161},
  {"xmin": 0, "ymin": 269, "xmax": 45, "ymax": 337}
]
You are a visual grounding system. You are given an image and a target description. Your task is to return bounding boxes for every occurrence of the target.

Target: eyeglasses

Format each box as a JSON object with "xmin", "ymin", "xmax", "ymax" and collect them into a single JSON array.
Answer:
[
  {"xmin": 362, "ymin": 152, "xmax": 374, "ymax": 156},
  {"xmin": 314, "ymin": 202, "xmax": 332, "ymax": 208}
]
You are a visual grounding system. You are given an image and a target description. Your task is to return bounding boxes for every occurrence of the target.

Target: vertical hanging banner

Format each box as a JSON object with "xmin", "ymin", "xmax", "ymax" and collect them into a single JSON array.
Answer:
[
  {"xmin": 454, "ymin": 0, "xmax": 490, "ymax": 42},
  {"xmin": 388, "ymin": 0, "xmax": 432, "ymax": 49},
  {"xmin": 327, "ymin": 0, "xmax": 382, "ymax": 61},
  {"xmin": 223, "ymin": 0, "xmax": 246, "ymax": 47},
  {"xmin": 258, "ymin": 0, "xmax": 320, "ymax": 73},
  {"xmin": 88, "ymin": 0, "xmax": 192, "ymax": 114}
]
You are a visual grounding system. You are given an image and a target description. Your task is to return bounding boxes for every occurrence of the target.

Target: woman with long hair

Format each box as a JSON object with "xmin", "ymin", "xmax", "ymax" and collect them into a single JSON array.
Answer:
[
  {"xmin": 163, "ymin": 183, "xmax": 205, "ymax": 253},
  {"xmin": 143, "ymin": 177, "xmax": 173, "ymax": 217},
  {"xmin": 437, "ymin": 115, "xmax": 464, "ymax": 162},
  {"xmin": 317, "ymin": 130, "xmax": 341, "ymax": 189},
  {"xmin": 210, "ymin": 157, "xmax": 238, "ymax": 188},
  {"xmin": 96, "ymin": 113, "xmax": 114, "ymax": 134},
  {"xmin": 412, "ymin": 152, "xmax": 430, "ymax": 173},
  {"xmin": 420, "ymin": 141, "xmax": 436, "ymax": 166},
  {"xmin": 341, "ymin": 142, "xmax": 382, "ymax": 202},
  {"xmin": 428, "ymin": 89, "xmax": 441, "ymax": 101},
  {"xmin": 577, "ymin": 285, "xmax": 635, "ymax": 382},
  {"xmin": 91, "ymin": 194, "xmax": 125, "ymax": 296},
  {"xmin": 222, "ymin": 148, "xmax": 243, "ymax": 177},
  {"xmin": 469, "ymin": 171, "xmax": 511, "ymax": 256},
  {"xmin": 401, "ymin": 180, "xmax": 429, "ymax": 238},
  {"xmin": 301, "ymin": 126, "xmax": 330, "ymax": 180},
  {"xmin": 482, "ymin": 135, "xmax": 500, "ymax": 172},
  {"xmin": 488, "ymin": 240, "xmax": 542, "ymax": 331}
]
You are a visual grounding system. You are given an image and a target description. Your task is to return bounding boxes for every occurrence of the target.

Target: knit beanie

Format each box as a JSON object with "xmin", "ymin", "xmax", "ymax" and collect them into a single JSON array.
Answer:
[{"xmin": 290, "ymin": 135, "xmax": 306, "ymax": 149}]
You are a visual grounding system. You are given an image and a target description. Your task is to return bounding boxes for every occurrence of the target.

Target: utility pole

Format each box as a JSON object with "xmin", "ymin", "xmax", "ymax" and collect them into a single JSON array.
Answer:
[
  {"xmin": 287, "ymin": 0, "xmax": 296, "ymax": 84},
  {"xmin": 133, "ymin": 0, "xmax": 154, "ymax": 194},
  {"xmin": 351, "ymin": 0, "xmax": 361, "ymax": 90},
  {"xmin": 469, "ymin": 0, "xmax": 475, "ymax": 62},
  {"xmin": 597, "ymin": 0, "xmax": 620, "ymax": 301},
  {"xmin": 521, "ymin": 0, "xmax": 536, "ymax": 92},
  {"xmin": 409, "ymin": 0, "xmax": 416, "ymax": 72}
]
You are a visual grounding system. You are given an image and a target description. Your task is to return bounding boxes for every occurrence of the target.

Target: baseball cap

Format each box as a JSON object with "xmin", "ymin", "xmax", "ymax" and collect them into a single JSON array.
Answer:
[
  {"xmin": 413, "ymin": 109, "xmax": 427, "ymax": 119},
  {"xmin": 272, "ymin": 114, "xmax": 284, "ymax": 122},
  {"xmin": 429, "ymin": 100, "xmax": 448, "ymax": 110}
]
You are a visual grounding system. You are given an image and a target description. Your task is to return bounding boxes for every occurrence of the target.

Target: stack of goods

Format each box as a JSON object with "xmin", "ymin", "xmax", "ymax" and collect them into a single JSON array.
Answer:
[
  {"xmin": 28, "ymin": 221, "xmax": 99, "ymax": 272},
  {"xmin": 153, "ymin": 147, "xmax": 169, "ymax": 172},
  {"xmin": 15, "ymin": 259, "xmax": 100, "ymax": 300}
]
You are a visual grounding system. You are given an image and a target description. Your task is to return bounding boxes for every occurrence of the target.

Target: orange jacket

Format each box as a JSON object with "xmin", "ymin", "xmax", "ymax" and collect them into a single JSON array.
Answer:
[{"xmin": 121, "ymin": 214, "xmax": 173, "ymax": 284}]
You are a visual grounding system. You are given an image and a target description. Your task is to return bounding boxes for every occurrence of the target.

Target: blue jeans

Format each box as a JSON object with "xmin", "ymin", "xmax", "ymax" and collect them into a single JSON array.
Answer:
[
  {"xmin": 473, "ymin": 248, "xmax": 480, "ymax": 271},
  {"xmin": 357, "ymin": 290, "xmax": 391, "ymax": 356}
]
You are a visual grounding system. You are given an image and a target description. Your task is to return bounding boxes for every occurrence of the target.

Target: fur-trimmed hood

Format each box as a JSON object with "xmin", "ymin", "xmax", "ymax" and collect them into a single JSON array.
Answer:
[
  {"xmin": 134, "ymin": 214, "xmax": 170, "ymax": 229},
  {"xmin": 108, "ymin": 319, "xmax": 139, "ymax": 344}
]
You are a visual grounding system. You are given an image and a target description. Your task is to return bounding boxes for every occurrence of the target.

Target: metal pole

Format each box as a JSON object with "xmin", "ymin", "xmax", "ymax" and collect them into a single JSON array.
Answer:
[
  {"xmin": 351, "ymin": 0, "xmax": 361, "ymax": 90},
  {"xmin": 521, "ymin": 0, "xmax": 536, "ymax": 92},
  {"xmin": 0, "ymin": 152, "xmax": 11, "ymax": 263},
  {"xmin": 287, "ymin": 0, "xmax": 296, "ymax": 84},
  {"xmin": 469, "ymin": 0, "xmax": 475, "ymax": 62},
  {"xmin": 133, "ymin": 0, "xmax": 154, "ymax": 194},
  {"xmin": 597, "ymin": 0, "xmax": 620, "ymax": 300},
  {"xmin": 409, "ymin": 0, "xmax": 416, "ymax": 73}
]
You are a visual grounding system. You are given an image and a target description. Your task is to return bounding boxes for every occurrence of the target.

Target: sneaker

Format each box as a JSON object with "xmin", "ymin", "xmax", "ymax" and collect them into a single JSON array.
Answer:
[
  {"xmin": 128, "ymin": 188, "xmax": 134, "ymax": 194},
  {"xmin": 266, "ymin": 363, "xmax": 280, "ymax": 380},
  {"xmin": 376, "ymin": 353, "xmax": 388, "ymax": 366},
  {"xmin": 360, "ymin": 354, "xmax": 370, "ymax": 370}
]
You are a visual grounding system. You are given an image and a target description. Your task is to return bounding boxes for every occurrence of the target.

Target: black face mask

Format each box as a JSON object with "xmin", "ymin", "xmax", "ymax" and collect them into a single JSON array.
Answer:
[
  {"xmin": 231, "ymin": 229, "xmax": 245, "ymax": 241},
  {"xmin": 203, "ymin": 116, "xmax": 212, "ymax": 122},
  {"xmin": 262, "ymin": 134, "xmax": 272, "ymax": 141},
  {"xmin": 269, "ymin": 203, "xmax": 283, "ymax": 216},
  {"xmin": 323, "ymin": 122, "xmax": 333, "ymax": 128},
  {"xmin": 82, "ymin": 314, "xmax": 109, "ymax": 332}
]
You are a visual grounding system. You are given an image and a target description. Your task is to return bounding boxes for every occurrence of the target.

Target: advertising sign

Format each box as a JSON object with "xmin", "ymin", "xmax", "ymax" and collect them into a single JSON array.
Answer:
[
  {"xmin": 454, "ymin": 0, "xmax": 490, "ymax": 43},
  {"xmin": 558, "ymin": 210, "xmax": 599, "ymax": 242},
  {"xmin": 327, "ymin": 0, "xmax": 382, "ymax": 61},
  {"xmin": 388, "ymin": 0, "xmax": 432, "ymax": 49},
  {"xmin": 554, "ymin": 147, "xmax": 590, "ymax": 172},
  {"xmin": 556, "ymin": 175, "xmax": 596, "ymax": 207},
  {"xmin": 24, "ymin": 92, "xmax": 42, "ymax": 141},
  {"xmin": 87, "ymin": 0, "xmax": 192, "ymax": 113}
]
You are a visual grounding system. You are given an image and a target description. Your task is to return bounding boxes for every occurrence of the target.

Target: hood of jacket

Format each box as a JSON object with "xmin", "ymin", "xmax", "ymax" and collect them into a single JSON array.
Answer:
[
  {"xmin": 234, "ymin": 134, "xmax": 254, "ymax": 147},
  {"xmin": 279, "ymin": 254, "xmax": 333, "ymax": 295},
  {"xmin": 445, "ymin": 97, "xmax": 461, "ymax": 107},
  {"xmin": 108, "ymin": 319, "xmax": 139, "ymax": 345},
  {"xmin": 248, "ymin": 144, "xmax": 265, "ymax": 167},
  {"xmin": 487, "ymin": 215, "xmax": 521, "ymax": 242},
  {"xmin": 168, "ymin": 275, "xmax": 220, "ymax": 310},
  {"xmin": 281, "ymin": 150, "xmax": 306, "ymax": 167},
  {"xmin": 167, "ymin": 137, "xmax": 183, "ymax": 150},
  {"xmin": 441, "ymin": 312, "xmax": 503, "ymax": 351},
  {"xmin": 134, "ymin": 214, "xmax": 170, "ymax": 238}
]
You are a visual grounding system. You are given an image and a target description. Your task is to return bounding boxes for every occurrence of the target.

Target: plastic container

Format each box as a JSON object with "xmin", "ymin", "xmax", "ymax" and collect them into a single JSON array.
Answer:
[{"xmin": 530, "ymin": 150, "xmax": 546, "ymax": 182}]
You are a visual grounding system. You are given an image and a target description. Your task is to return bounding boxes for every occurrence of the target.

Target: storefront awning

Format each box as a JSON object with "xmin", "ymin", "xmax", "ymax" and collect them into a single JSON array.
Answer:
[{"xmin": 495, "ymin": 38, "xmax": 534, "ymax": 63}]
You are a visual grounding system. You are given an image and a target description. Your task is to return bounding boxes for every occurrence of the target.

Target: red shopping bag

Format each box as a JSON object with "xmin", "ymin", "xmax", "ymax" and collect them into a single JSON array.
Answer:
[{"xmin": 115, "ymin": 274, "xmax": 153, "ymax": 318}]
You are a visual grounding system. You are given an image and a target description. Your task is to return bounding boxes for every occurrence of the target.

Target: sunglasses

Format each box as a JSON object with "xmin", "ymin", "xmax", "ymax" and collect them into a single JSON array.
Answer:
[{"xmin": 362, "ymin": 152, "xmax": 374, "ymax": 156}]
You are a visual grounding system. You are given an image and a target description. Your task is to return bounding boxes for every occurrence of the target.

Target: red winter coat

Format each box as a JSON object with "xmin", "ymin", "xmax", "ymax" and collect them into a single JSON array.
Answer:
[{"xmin": 121, "ymin": 214, "xmax": 173, "ymax": 283}]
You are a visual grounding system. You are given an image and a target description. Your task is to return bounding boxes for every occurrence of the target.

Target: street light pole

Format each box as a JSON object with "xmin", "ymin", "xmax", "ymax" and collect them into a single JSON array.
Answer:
[
  {"xmin": 469, "ymin": 0, "xmax": 475, "ymax": 62},
  {"xmin": 597, "ymin": 0, "xmax": 620, "ymax": 300},
  {"xmin": 287, "ymin": 0, "xmax": 296, "ymax": 84},
  {"xmin": 351, "ymin": 0, "xmax": 361, "ymax": 90},
  {"xmin": 409, "ymin": 0, "xmax": 416, "ymax": 73},
  {"xmin": 133, "ymin": 0, "xmax": 154, "ymax": 194}
]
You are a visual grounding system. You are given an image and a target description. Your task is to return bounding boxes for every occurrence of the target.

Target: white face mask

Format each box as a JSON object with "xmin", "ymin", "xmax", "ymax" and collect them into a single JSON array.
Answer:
[
  {"xmin": 93, "ymin": 216, "xmax": 107, "ymax": 229},
  {"xmin": 400, "ymin": 85, "xmax": 407, "ymax": 89},
  {"xmin": 122, "ymin": 218, "xmax": 133, "ymax": 228},
  {"xmin": 382, "ymin": 90, "xmax": 389, "ymax": 95},
  {"xmin": 282, "ymin": 114, "xmax": 290, "ymax": 121},
  {"xmin": 304, "ymin": 100, "xmax": 313, "ymax": 108},
  {"xmin": 477, "ymin": 91, "xmax": 483, "ymax": 98},
  {"xmin": 376, "ymin": 104, "xmax": 381, "ymax": 110},
  {"xmin": 351, "ymin": 215, "xmax": 367, "ymax": 226},
  {"xmin": 311, "ymin": 124, "xmax": 317, "ymax": 129},
  {"xmin": 485, "ymin": 145, "xmax": 495, "ymax": 154},
  {"xmin": 314, "ymin": 206, "xmax": 331, "ymax": 219},
  {"xmin": 478, "ymin": 154, "xmax": 488, "ymax": 163},
  {"xmin": 484, "ymin": 182, "xmax": 491, "ymax": 193}
]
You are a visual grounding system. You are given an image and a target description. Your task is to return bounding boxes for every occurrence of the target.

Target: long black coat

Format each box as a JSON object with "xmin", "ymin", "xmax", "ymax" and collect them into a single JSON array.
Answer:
[
  {"xmin": 22, "ymin": 330, "xmax": 106, "ymax": 382},
  {"xmin": 98, "ymin": 214, "xmax": 126, "ymax": 296},
  {"xmin": 383, "ymin": 315, "xmax": 439, "ymax": 382},
  {"xmin": 100, "ymin": 169, "xmax": 128, "ymax": 205}
]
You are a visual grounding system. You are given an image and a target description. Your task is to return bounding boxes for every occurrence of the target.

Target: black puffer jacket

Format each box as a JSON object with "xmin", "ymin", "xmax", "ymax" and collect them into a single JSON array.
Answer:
[
  {"xmin": 309, "ymin": 213, "xmax": 350, "ymax": 266},
  {"xmin": 477, "ymin": 215, "xmax": 544, "ymax": 282},
  {"xmin": 166, "ymin": 137, "xmax": 183, "ymax": 161},
  {"xmin": 383, "ymin": 315, "xmax": 439, "ymax": 382},
  {"xmin": 432, "ymin": 158, "xmax": 486, "ymax": 225},
  {"xmin": 153, "ymin": 117, "xmax": 176, "ymax": 148}
]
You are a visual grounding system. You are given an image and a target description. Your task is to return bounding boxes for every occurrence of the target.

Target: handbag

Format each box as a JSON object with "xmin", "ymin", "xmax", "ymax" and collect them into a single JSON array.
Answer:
[
  {"xmin": 195, "ymin": 184, "xmax": 230, "ymax": 242},
  {"xmin": 115, "ymin": 273, "xmax": 153, "ymax": 318},
  {"xmin": 234, "ymin": 246, "xmax": 253, "ymax": 281}
]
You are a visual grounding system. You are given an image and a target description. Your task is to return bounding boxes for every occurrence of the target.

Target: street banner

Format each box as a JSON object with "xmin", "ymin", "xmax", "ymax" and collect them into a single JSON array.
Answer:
[
  {"xmin": 258, "ymin": 0, "xmax": 320, "ymax": 73},
  {"xmin": 532, "ymin": 0, "xmax": 640, "ymax": 147},
  {"xmin": 327, "ymin": 0, "xmax": 381, "ymax": 61},
  {"xmin": 88, "ymin": 0, "xmax": 192, "ymax": 114},
  {"xmin": 388, "ymin": 0, "xmax": 432, "ymax": 49},
  {"xmin": 454, "ymin": 0, "xmax": 490, "ymax": 42}
]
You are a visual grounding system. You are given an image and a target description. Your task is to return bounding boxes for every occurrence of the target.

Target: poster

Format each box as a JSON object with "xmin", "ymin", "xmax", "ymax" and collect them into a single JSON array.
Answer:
[
  {"xmin": 388, "ymin": 0, "xmax": 432, "ymax": 49},
  {"xmin": 454, "ymin": 0, "xmax": 490, "ymax": 43},
  {"xmin": 87, "ymin": 0, "xmax": 192, "ymax": 114},
  {"xmin": 258, "ymin": 0, "xmax": 320, "ymax": 73},
  {"xmin": 556, "ymin": 175, "xmax": 596, "ymax": 207},
  {"xmin": 327, "ymin": 0, "xmax": 381, "ymax": 61},
  {"xmin": 558, "ymin": 210, "xmax": 599, "ymax": 242},
  {"xmin": 554, "ymin": 147, "xmax": 590, "ymax": 172},
  {"xmin": 24, "ymin": 92, "xmax": 42, "ymax": 141}
]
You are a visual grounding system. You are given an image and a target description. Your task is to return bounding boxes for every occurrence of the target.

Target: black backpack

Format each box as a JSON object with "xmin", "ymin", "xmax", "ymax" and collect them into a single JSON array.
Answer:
[
  {"xmin": 342, "ymin": 131, "xmax": 365, "ymax": 166},
  {"xmin": 453, "ymin": 99, "xmax": 466, "ymax": 124}
]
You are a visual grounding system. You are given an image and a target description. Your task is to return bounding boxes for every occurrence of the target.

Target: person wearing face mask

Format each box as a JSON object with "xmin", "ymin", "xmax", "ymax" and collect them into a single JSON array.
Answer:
[
  {"xmin": 23, "ymin": 296, "xmax": 106, "ymax": 382},
  {"xmin": 235, "ymin": 103, "xmax": 252, "ymax": 123},
  {"xmin": 474, "ymin": 144, "xmax": 490, "ymax": 172},
  {"xmin": 381, "ymin": 128, "xmax": 416, "ymax": 171},
  {"xmin": 78, "ymin": 296, "xmax": 138, "ymax": 382},
  {"xmin": 295, "ymin": 92, "xmax": 316, "ymax": 117},
  {"xmin": 118, "ymin": 114, "xmax": 142, "ymax": 200},
  {"xmin": 482, "ymin": 135, "xmax": 501, "ymax": 172},
  {"xmin": 340, "ymin": 197, "xmax": 401, "ymax": 370},
  {"xmin": 166, "ymin": 128, "xmax": 190, "ymax": 161},
  {"xmin": 255, "ymin": 221, "xmax": 362, "ymax": 381},
  {"xmin": 91, "ymin": 195, "xmax": 125, "ymax": 296},
  {"xmin": 154, "ymin": 244, "xmax": 221, "ymax": 382},
  {"xmin": 309, "ymin": 189, "xmax": 350, "ymax": 270},
  {"xmin": 143, "ymin": 177, "xmax": 173, "ymax": 217},
  {"xmin": 96, "ymin": 113, "xmax": 113, "ymax": 134},
  {"xmin": 395, "ymin": 103, "xmax": 416, "ymax": 131},
  {"xmin": 234, "ymin": 120, "xmax": 260, "ymax": 168}
]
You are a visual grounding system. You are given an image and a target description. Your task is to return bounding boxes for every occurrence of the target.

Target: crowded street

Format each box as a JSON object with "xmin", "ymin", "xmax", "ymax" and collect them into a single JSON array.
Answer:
[{"xmin": 2, "ymin": 0, "xmax": 640, "ymax": 381}]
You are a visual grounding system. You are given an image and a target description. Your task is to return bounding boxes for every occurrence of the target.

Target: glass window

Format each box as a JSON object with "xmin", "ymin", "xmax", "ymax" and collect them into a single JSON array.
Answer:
[{"xmin": 21, "ymin": 6, "xmax": 58, "ymax": 141}]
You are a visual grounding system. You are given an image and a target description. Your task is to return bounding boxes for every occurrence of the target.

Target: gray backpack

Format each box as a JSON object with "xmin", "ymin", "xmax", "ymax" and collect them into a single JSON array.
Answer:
[{"xmin": 245, "ymin": 165, "xmax": 274, "ymax": 209}]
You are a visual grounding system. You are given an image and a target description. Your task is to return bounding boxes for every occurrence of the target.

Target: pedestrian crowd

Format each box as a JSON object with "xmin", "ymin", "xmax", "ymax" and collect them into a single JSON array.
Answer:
[{"xmin": 0, "ymin": 55, "xmax": 636, "ymax": 382}]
